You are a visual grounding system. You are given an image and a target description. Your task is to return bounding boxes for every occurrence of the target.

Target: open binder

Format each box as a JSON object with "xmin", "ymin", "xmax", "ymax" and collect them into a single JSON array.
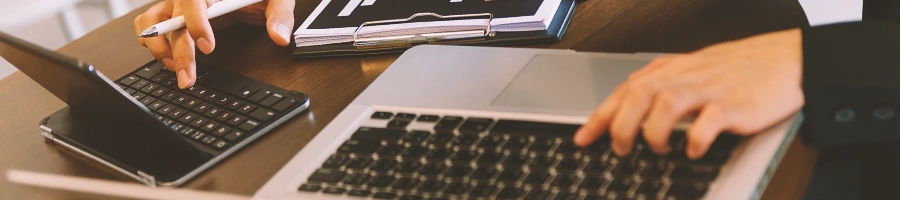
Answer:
[{"xmin": 292, "ymin": 0, "xmax": 578, "ymax": 58}]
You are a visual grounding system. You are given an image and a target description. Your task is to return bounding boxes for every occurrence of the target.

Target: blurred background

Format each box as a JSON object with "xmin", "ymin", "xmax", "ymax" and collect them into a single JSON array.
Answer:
[{"xmin": 0, "ymin": 0, "xmax": 862, "ymax": 80}]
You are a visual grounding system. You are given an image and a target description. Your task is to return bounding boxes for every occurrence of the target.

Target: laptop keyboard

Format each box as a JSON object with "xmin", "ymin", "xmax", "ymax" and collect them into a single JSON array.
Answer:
[
  {"xmin": 297, "ymin": 111, "xmax": 741, "ymax": 200},
  {"xmin": 115, "ymin": 63, "xmax": 307, "ymax": 154}
]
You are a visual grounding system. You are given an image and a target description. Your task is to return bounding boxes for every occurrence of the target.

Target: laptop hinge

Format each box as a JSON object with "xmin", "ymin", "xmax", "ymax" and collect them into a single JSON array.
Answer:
[
  {"xmin": 39, "ymin": 125, "xmax": 54, "ymax": 140},
  {"xmin": 136, "ymin": 171, "xmax": 157, "ymax": 187}
]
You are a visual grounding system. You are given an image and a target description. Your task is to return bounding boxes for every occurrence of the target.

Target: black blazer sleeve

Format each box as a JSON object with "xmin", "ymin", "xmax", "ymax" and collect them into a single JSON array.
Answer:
[{"xmin": 801, "ymin": 21, "xmax": 900, "ymax": 147}]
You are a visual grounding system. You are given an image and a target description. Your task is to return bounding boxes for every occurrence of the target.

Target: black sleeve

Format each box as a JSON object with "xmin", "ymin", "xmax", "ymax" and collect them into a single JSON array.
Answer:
[{"xmin": 801, "ymin": 21, "xmax": 900, "ymax": 147}]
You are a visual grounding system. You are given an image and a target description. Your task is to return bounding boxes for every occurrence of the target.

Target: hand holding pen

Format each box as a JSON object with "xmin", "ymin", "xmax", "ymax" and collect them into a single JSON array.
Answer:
[{"xmin": 134, "ymin": 0, "xmax": 296, "ymax": 89}]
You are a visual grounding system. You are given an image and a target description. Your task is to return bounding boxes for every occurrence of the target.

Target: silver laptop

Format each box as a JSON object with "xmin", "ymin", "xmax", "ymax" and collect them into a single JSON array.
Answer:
[{"xmin": 254, "ymin": 45, "xmax": 802, "ymax": 200}]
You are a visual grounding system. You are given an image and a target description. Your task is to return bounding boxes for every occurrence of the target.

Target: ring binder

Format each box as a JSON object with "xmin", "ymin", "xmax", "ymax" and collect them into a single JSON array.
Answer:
[{"xmin": 352, "ymin": 12, "xmax": 494, "ymax": 49}]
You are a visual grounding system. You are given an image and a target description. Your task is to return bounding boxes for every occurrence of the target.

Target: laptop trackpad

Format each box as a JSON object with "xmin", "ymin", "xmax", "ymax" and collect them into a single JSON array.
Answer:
[{"xmin": 492, "ymin": 54, "xmax": 653, "ymax": 111}]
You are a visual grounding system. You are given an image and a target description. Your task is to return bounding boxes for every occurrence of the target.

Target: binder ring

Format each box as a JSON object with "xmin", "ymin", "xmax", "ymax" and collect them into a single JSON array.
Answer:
[{"xmin": 352, "ymin": 12, "xmax": 494, "ymax": 49}]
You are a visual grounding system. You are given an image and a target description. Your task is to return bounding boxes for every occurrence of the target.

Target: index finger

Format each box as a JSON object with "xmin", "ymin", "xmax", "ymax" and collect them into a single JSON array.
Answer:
[{"xmin": 181, "ymin": 0, "xmax": 217, "ymax": 54}]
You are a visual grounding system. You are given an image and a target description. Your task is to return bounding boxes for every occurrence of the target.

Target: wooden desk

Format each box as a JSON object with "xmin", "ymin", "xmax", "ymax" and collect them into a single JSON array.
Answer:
[{"xmin": 0, "ymin": 0, "xmax": 816, "ymax": 199}]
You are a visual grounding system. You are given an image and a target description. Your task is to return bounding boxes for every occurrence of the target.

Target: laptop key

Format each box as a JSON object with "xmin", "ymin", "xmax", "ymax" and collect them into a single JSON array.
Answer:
[
  {"xmin": 529, "ymin": 156, "xmax": 556, "ymax": 170},
  {"xmin": 394, "ymin": 113, "xmax": 416, "ymax": 121},
  {"xmin": 478, "ymin": 135, "xmax": 504, "ymax": 149},
  {"xmin": 607, "ymin": 178, "xmax": 635, "ymax": 192},
  {"xmin": 556, "ymin": 158, "xmax": 581, "ymax": 173},
  {"xmin": 377, "ymin": 144, "xmax": 405, "ymax": 157},
  {"xmin": 216, "ymin": 111, "xmax": 236, "ymax": 122},
  {"xmin": 151, "ymin": 88, "xmax": 170, "ymax": 97},
  {"xmin": 346, "ymin": 157, "xmax": 374, "ymax": 169},
  {"xmin": 337, "ymin": 139, "xmax": 382, "ymax": 155},
  {"xmin": 200, "ymin": 135, "xmax": 217, "ymax": 145},
  {"xmin": 140, "ymin": 97, "xmax": 156, "ymax": 106},
  {"xmin": 135, "ymin": 66, "xmax": 161, "ymax": 79},
  {"xmin": 458, "ymin": 118, "xmax": 494, "ymax": 133},
  {"xmin": 550, "ymin": 174, "xmax": 577, "ymax": 188},
  {"xmin": 215, "ymin": 96, "xmax": 232, "ymax": 106},
  {"xmin": 477, "ymin": 150, "xmax": 504, "ymax": 165},
  {"xmin": 193, "ymin": 103, "xmax": 212, "ymax": 113},
  {"xmin": 125, "ymin": 88, "xmax": 137, "ymax": 95},
  {"xmin": 371, "ymin": 111, "xmax": 393, "ymax": 119},
  {"xmin": 322, "ymin": 154, "xmax": 350, "ymax": 169},
  {"xmin": 669, "ymin": 164, "xmax": 720, "ymax": 181},
  {"xmin": 524, "ymin": 190, "xmax": 551, "ymax": 200},
  {"xmin": 399, "ymin": 195, "xmax": 423, "ymax": 200},
  {"xmin": 132, "ymin": 92, "xmax": 147, "ymax": 101},
  {"xmin": 524, "ymin": 170, "xmax": 550, "ymax": 185},
  {"xmin": 502, "ymin": 153, "xmax": 528, "ymax": 167},
  {"xmin": 611, "ymin": 161, "xmax": 641, "ymax": 177},
  {"xmin": 554, "ymin": 192, "xmax": 579, "ymax": 200},
  {"xmin": 450, "ymin": 150, "xmax": 478, "ymax": 163},
  {"xmin": 417, "ymin": 180, "xmax": 445, "ymax": 192},
  {"xmin": 238, "ymin": 119, "xmax": 260, "ymax": 131},
  {"xmin": 497, "ymin": 187, "xmax": 524, "ymax": 199},
  {"xmin": 470, "ymin": 167, "xmax": 498, "ymax": 181},
  {"xmin": 666, "ymin": 182, "xmax": 708, "ymax": 199},
  {"xmin": 635, "ymin": 180, "xmax": 664, "ymax": 197},
  {"xmin": 212, "ymin": 126, "xmax": 232, "ymax": 137},
  {"xmin": 140, "ymin": 83, "xmax": 159, "ymax": 93},
  {"xmin": 167, "ymin": 109, "xmax": 186, "ymax": 119},
  {"xmin": 470, "ymin": 185, "xmax": 497, "ymax": 197},
  {"xmin": 237, "ymin": 104, "xmax": 257, "ymax": 114},
  {"xmin": 367, "ymin": 175, "xmax": 395, "ymax": 188},
  {"xmin": 178, "ymin": 113, "xmax": 199, "ymax": 124},
  {"xmin": 190, "ymin": 117, "xmax": 210, "ymax": 128},
  {"xmin": 131, "ymin": 79, "xmax": 150, "ymax": 90},
  {"xmin": 373, "ymin": 192, "xmax": 397, "ymax": 199},
  {"xmin": 297, "ymin": 184, "xmax": 321, "ymax": 192},
  {"xmin": 416, "ymin": 115, "xmax": 440, "ymax": 122},
  {"xmin": 148, "ymin": 101, "xmax": 167, "ymax": 112},
  {"xmin": 204, "ymin": 92, "xmax": 221, "ymax": 101},
  {"xmin": 347, "ymin": 189, "xmax": 372, "ymax": 197},
  {"xmin": 204, "ymin": 106, "xmax": 224, "ymax": 118},
  {"xmin": 401, "ymin": 146, "xmax": 428, "ymax": 159},
  {"xmin": 419, "ymin": 163, "xmax": 446, "ymax": 176},
  {"xmin": 370, "ymin": 159, "xmax": 398, "ymax": 173},
  {"xmin": 183, "ymin": 98, "xmax": 200, "ymax": 109},
  {"xmin": 307, "ymin": 169, "xmax": 347, "ymax": 183},
  {"xmin": 503, "ymin": 136, "xmax": 529, "ymax": 150},
  {"xmin": 444, "ymin": 165, "xmax": 472, "ymax": 178},
  {"xmin": 352, "ymin": 127, "xmax": 407, "ymax": 141},
  {"xmin": 119, "ymin": 76, "xmax": 139, "ymax": 85},
  {"xmin": 428, "ymin": 132, "xmax": 455, "ymax": 146},
  {"xmin": 496, "ymin": 169, "xmax": 524, "ymax": 183},
  {"xmin": 393, "ymin": 161, "xmax": 422, "ymax": 174},
  {"xmin": 640, "ymin": 162, "xmax": 669, "ymax": 178},
  {"xmin": 393, "ymin": 177, "xmax": 420, "ymax": 190},
  {"xmin": 343, "ymin": 173, "xmax": 371, "ymax": 185},
  {"xmin": 579, "ymin": 177, "xmax": 604, "ymax": 190},
  {"xmin": 223, "ymin": 130, "xmax": 246, "ymax": 141},
  {"xmin": 555, "ymin": 141, "xmax": 578, "ymax": 155},
  {"xmin": 212, "ymin": 141, "xmax": 228, "ymax": 150},
  {"xmin": 584, "ymin": 160, "xmax": 613, "ymax": 175},
  {"xmin": 386, "ymin": 119, "xmax": 411, "ymax": 129},
  {"xmin": 174, "ymin": 96, "xmax": 190, "ymax": 104},
  {"xmin": 443, "ymin": 182, "xmax": 470, "ymax": 195},
  {"xmin": 403, "ymin": 130, "xmax": 431, "ymax": 143},
  {"xmin": 226, "ymin": 99, "xmax": 246, "ymax": 110},
  {"xmin": 433, "ymin": 116, "xmax": 463, "ymax": 131},
  {"xmin": 322, "ymin": 187, "xmax": 346, "ymax": 195},
  {"xmin": 150, "ymin": 73, "xmax": 171, "ymax": 83},
  {"xmin": 227, "ymin": 115, "xmax": 247, "ymax": 126},
  {"xmin": 425, "ymin": 148, "xmax": 453, "ymax": 161},
  {"xmin": 451, "ymin": 134, "xmax": 479, "ymax": 147}
]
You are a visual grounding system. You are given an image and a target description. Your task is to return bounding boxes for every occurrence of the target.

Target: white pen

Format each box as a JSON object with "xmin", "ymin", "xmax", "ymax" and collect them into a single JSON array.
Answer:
[{"xmin": 139, "ymin": 0, "xmax": 263, "ymax": 37}]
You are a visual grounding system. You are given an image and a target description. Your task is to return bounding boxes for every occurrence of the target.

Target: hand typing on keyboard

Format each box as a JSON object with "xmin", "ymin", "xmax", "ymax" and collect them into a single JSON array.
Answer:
[
  {"xmin": 134, "ymin": 0, "xmax": 296, "ymax": 89},
  {"xmin": 572, "ymin": 29, "xmax": 804, "ymax": 159}
]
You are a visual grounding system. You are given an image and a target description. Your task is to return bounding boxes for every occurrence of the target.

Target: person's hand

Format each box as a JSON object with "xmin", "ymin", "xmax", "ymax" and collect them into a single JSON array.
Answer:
[
  {"xmin": 134, "ymin": 0, "xmax": 295, "ymax": 89},
  {"xmin": 573, "ymin": 28, "xmax": 805, "ymax": 159}
]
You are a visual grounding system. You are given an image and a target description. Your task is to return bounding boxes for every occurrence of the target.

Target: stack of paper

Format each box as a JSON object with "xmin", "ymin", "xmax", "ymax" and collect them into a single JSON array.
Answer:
[{"xmin": 294, "ymin": 0, "xmax": 563, "ymax": 47}]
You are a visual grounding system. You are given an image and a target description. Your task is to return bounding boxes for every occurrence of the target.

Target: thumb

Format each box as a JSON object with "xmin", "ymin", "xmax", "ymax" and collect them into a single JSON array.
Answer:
[{"xmin": 265, "ymin": 0, "xmax": 295, "ymax": 46}]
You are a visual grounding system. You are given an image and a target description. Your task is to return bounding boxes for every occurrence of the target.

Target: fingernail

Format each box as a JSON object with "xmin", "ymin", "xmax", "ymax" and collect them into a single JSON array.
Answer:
[
  {"xmin": 162, "ymin": 58, "xmax": 175, "ymax": 69},
  {"xmin": 197, "ymin": 37, "xmax": 214, "ymax": 54},
  {"xmin": 613, "ymin": 143, "xmax": 629, "ymax": 156},
  {"xmin": 177, "ymin": 69, "xmax": 191, "ymax": 89},
  {"xmin": 687, "ymin": 145, "xmax": 703, "ymax": 159},
  {"xmin": 275, "ymin": 24, "xmax": 291, "ymax": 43}
]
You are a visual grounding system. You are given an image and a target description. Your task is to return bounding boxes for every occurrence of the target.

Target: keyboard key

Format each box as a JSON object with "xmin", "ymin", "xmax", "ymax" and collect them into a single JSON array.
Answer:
[
  {"xmin": 119, "ymin": 76, "xmax": 139, "ymax": 85},
  {"xmin": 225, "ymin": 130, "xmax": 247, "ymax": 141},
  {"xmin": 451, "ymin": 134, "xmax": 479, "ymax": 147},
  {"xmin": 666, "ymin": 182, "xmax": 709, "ymax": 199},
  {"xmin": 640, "ymin": 162, "xmax": 669, "ymax": 178},
  {"xmin": 458, "ymin": 118, "xmax": 494, "ymax": 133},
  {"xmin": 238, "ymin": 119, "xmax": 260, "ymax": 131},
  {"xmin": 377, "ymin": 144, "xmax": 406, "ymax": 157},
  {"xmin": 434, "ymin": 116, "xmax": 463, "ymax": 131},
  {"xmin": 555, "ymin": 141, "xmax": 578, "ymax": 155},
  {"xmin": 161, "ymin": 92, "xmax": 179, "ymax": 101},
  {"xmin": 470, "ymin": 167, "xmax": 498, "ymax": 181},
  {"xmin": 343, "ymin": 173, "xmax": 372, "ymax": 185},
  {"xmin": 478, "ymin": 135, "xmax": 504, "ymax": 149},
  {"xmin": 503, "ymin": 136, "xmax": 529, "ymax": 150},
  {"xmin": 125, "ymin": 88, "xmax": 137, "ymax": 95},
  {"xmin": 322, "ymin": 187, "xmax": 346, "ymax": 195},
  {"xmin": 503, "ymin": 153, "xmax": 528, "ymax": 167},
  {"xmin": 174, "ymin": 96, "xmax": 190, "ymax": 104},
  {"xmin": 373, "ymin": 192, "xmax": 397, "ymax": 199},
  {"xmin": 450, "ymin": 150, "xmax": 478, "ymax": 163},
  {"xmin": 193, "ymin": 103, "xmax": 212, "ymax": 113},
  {"xmin": 370, "ymin": 159, "xmax": 398, "ymax": 173},
  {"xmin": 307, "ymin": 169, "xmax": 347, "ymax": 183},
  {"xmin": 322, "ymin": 154, "xmax": 350, "ymax": 169},
  {"xmin": 259, "ymin": 93, "xmax": 284, "ymax": 107},
  {"xmin": 416, "ymin": 115, "xmax": 440, "ymax": 122},
  {"xmin": 394, "ymin": 161, "xmax": 422, "ymax": 174},
  {"xmin": 428, "ymin": 132, "xmax": 455, "ymax": 145},
  {"xmin": 550, "ymin": 174, "xmax": 577, "ymax": 188},
  {"xmin": 611, "ymin": 162, "xmax": 640, "ymax": 177},
  {"xmin": 400, "ymin": 195, "xmax": 423, "ymax": 200},
  {"xmin": 204, "ymin": 92, "xmax": 222, "ymax": 101},
  {"xmin": 419, "ymin": 163, "xmax": 446, "ymax": 176},
  {"xmin": 529, "ymin": 156, "xmax": 556, "ymax": 170},
  {"xmin": 190, "ymin": 132, "xmax": 206, "ymax": 140},
  {"xmin": 193, "ymin": 87, "xmax": 210, "ymax": 98},
  {"xmin": 150, "ymin": 73, "xmax": 171, "ymax": 83},
  {"xmin": 635, "ymin": 180, "xmax": 664, "ymax": 197},
  {"xmin": 161, "ymin": 79, "xmax": 176, "ymax": 87},
  {"xmin": 352, "ymin": 127, "xmax": 407, "ymax": 141},
  {"xmin": 417, "ymin": 180, "xmax": 445, "ymax": 192},
  {"xmin": 214, "ymin": 96, "xmax": 232, "ymax": 106},
  {"xmin": 337, "ymin": 139, "xmax": 382, "ymax": 155},
  {"xmin": 237, "ymin": 104, "xmax": 257, "ymax": 114},
  {"xmin": 497, "ymin": 187, "xmax": 524, "ymax": 199},
  {"xmin": 212, "ymin": 141, "xmax": 228, "ymax": 150},
  {"xmin": 140, "ymin": 97, "xmax": 156, "ymax": 105},
  {"xmin": 524, "ymin": 171, "xmax": 550, "ymax": 185},
  {"xmin": 347, "ymin": 189, "xmax": 371, "ymax": 197},
  {"xmin": 131, "ymin": 79, "xmax": 150, "ymax": 90},
  {"xmin": 477, "ymin": 150, "xmax": 504, "ymax": 165},
  {"xmin": 583, "ymin": 195, "xmax": 608, "ymax": 200},
  {"xmin": 346, "ymin": 157, "xmax": 374, "ymax": 169},
  {"xmin": 371, "ymin": 111, "xmax": 393, "ymax": 119},
  {"xmin": 248, "ymin": 90, "xmax": 272, "ymax": 102},
  {"xmin": 151, "ymin": 88, "xmax": 169, "ymax": 97},
  {"xmin": 607, "ymin": 178, "xmax": 635, "ymax": 192},
  {"xmin": 556, "ymin": 158, "xmax": 581, "ymax": 173},
  {"xmin": 524, "ymin": 190, "xmax": 551, "ymax": 200},
  {"xmin": 183, "ymin": 98, "xmax": 200, "ymax": 108},
  {"xmin": 236, "ymin": 87, "xmax": 259, "ymax": 98},
  {"xmin": 401, "ymin": 146, "xmax": 428, "ymax": 159},
  {"xmin": 157, "ymin": 105, "xmax": 176, "ymax": 115},
  {"xmin": 131, "ymin": 92, "xmax": 147, "ymax": 101},
  {"xmin": 227, "ymin": 115, "xmax": 248, "ymax": 126},
  {"xmin": 226, "ymin": 99, "xmax": 246, "ymax": 110},
  {"xmin": 470, "ymin": 185, "xmax": 496, "ymax": 197},
  {"xmin": 554, "ymin": 192, "xmax": 579, "ymax": 200},
  {"xmin": 272, "ymin": 98, "xmax": 299, "ymax": 112},
  {"xmin": 212, "ymin": 126, "xmax": 232, "ymax": 137},
  {"xmin": 200, "ymin": 135, "xmax": 217, "ymax": 144},
  {"xmin": 387, "ymin": 119, "xmax": 411, "ymax": 129},
  {"xmin": 140, "ymin": 83, "xmax": 160, "ymax": 93},
  {"xmin": 579, "ymin": 177, "xmax": 604, "ymax": 190},
  {"xmin": 443, "ymin": 182, "xmax": 470, "ymax": 195},
  {"xmin": 425, "ymin": 148, "xmax": 453, "ymax": 161},
  {"xmin": 189, "ymin": 117, "xmax": 210, "ymax": 128},
  {"xmin": 392, "ymin": 177, "xmax": 420, "ymax": 190},
  {"xmin": 148, "ymin": 101, "xmax": 167, "ymax": 110},
  {"xmin": 403, "ymin": 131, "xmax": 431, "ymax": 143},
  {"xmin": 496, "ymin": 169, "xmax": 524, "ymax": 183},
  {"xmin": 297, "ymin": 184, "xmax": 321, "ymax": 192},
  {"xmin": 204, "ymin": 106, "xmax": 225, "ymax": 118},
  {"xmin": 178, "ymin": 113, "xmax": 199, "ymax": 124},
  {"xmin": 394, "ymin": 113, "xmax": 416, "ymax": 121},
  {"xmin": 167, "ymin": 109, "xmax": 186, "ymax": 119},
  {"xmin": 490, "ymin": 120, "xmax": 580, "ymax": 138},
  {"xmin": 444, "ymin": 165, "xmax": 472, "ymax": 178},
  {"xmin": 216, "ymin": 111, "xmax": 236, "ymax": 122},
  {"xmin": 584, "ymin": 160, "xmax": 613, "ymax": 175},
  {"xmin": 368, "ymin": 175, "xmax": 395, "ymax": 188},
  {"xmin": 249, "ymin": 108, "xmax": 277, "ymax": 121}
]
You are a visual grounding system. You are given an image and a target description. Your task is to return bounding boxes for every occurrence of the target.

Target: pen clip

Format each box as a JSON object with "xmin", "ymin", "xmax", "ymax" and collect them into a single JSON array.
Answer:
[{"xmin": 352, "ymin": 12, "xmax": 494, "ymax": 50}]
